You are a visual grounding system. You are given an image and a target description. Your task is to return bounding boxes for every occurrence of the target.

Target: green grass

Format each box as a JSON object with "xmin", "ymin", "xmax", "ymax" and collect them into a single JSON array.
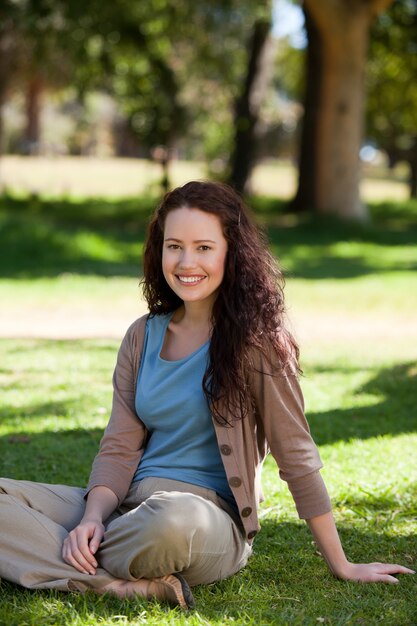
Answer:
[{"xmin": 0, "ymin": 193, "xmax": 416, "ymax": 624}]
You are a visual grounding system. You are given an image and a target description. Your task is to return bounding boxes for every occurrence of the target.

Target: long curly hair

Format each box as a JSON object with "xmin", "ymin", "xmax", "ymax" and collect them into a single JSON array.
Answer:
[{"xmin": 142, "ymin": 180, "xmax": 299, "ymax": 425}]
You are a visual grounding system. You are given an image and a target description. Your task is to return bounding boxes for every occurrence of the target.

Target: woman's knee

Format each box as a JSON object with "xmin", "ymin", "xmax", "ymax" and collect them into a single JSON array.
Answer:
[{"xmin": 139, "ymin": 491, "xmax": 213, "ymax": 542}]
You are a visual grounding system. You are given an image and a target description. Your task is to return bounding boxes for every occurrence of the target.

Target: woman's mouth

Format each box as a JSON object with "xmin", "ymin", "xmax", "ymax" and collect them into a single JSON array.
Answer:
[{"xmin": 176, "ymin": 275, "xmax": 206, "ymax": 284}]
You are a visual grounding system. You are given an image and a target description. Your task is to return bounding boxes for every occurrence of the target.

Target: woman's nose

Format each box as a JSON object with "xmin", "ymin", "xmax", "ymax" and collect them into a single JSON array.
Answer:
[{"xmin": 178, "ymin": 249, "xmax": 197, "ymax": 268}]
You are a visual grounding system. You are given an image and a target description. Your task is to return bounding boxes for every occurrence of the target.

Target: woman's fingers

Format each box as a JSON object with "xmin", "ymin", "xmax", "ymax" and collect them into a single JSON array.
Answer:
[
  {"xmin": 345, "ymin": 562, "xmax": 415, "ymax": 583},
  {"xmin": 62, "ymin": 540, "xmax": 94, "ymax": 575},
  {"xmin": 69, "ymin": 530, "xmax": 97, "ymax": 573},
  {"xmin": 378, "ymin": 574, "xmax": 400, "ymax": 584},
  {"xmin": 62, "ymin": 522, "xmax": 104, "ymax": 574},
  {"xmin": 89, "ymin": 524, "xmax": 104, "ymax": 555},
  {"xmin": 371, "ymin": 563, "xmax": 415, "ymax": 579}
]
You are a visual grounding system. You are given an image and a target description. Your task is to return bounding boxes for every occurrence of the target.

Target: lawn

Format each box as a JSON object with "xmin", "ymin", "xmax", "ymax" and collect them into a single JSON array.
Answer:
[
  {"xmin": 0, "ymin": 188, "xmax": 416, "ymax": 625},
  {"xmin": 0, "ymin": 155, "xmax": 411, "ymax": 201}
]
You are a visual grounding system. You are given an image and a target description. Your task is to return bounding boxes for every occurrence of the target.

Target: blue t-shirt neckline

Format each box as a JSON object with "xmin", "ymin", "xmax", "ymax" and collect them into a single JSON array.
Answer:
[{"xmin": 156, "ymin": 312, "xmax": 210, "ymax": 364}]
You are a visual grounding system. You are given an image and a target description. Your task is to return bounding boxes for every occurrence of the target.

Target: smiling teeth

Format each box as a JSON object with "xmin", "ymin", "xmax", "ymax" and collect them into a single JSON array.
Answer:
[{"xmin": 178, "ymin": 276, "xmax": 203, "ymax": 283}]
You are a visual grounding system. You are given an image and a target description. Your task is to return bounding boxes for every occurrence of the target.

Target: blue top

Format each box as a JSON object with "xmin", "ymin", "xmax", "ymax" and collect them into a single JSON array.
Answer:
[{"xmin": 133, "ymin": 313, "xmax": 235, "ymax": 509}]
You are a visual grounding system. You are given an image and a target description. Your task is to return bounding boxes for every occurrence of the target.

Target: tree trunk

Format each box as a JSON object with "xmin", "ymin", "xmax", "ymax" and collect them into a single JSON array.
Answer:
[
  {"xmin": 228, "ymin": 16, "xmax": 273, "ymax": 193},
  {"xmin": 291, "ymin": 6, "xmax": 322, "ymax": 212},
  {"xmin": 0, "ymin": 98, "xmax": 4, "ymax": 156},
  {"xmin": 295, "ymin": 0, "xmax": 393, "ymax": 220},
  {"xmin": 25, "ymin": 74, "xmax": 43, "ymax": 154},
  {"xmin": 408, "ymin": 140, "xmax": 417, "ymax": 199},
  {"xmin": 0, "ymin": 29, "xmax": 16, "ymax": 186},
  {"xmin": 0, "ymin": 40, "xmax": 12, "ymax": 157}
]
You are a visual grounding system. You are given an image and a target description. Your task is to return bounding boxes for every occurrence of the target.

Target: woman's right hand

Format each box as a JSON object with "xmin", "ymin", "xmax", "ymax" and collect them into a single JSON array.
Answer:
[{"xmin": 62, "ymin": 518, "xmax": 105, "ymax": 575}]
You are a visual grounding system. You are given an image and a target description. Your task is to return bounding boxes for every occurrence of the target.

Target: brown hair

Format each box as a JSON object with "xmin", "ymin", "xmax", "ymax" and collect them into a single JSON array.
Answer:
[{"xmin": 142, "ymin": 180, "xmax": 299, "ymax": 425}]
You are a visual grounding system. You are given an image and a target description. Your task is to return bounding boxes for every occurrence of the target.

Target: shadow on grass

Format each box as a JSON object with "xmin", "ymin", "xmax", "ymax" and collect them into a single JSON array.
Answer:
[
  {"xmin": 308, "ymin": 361, "xmax": 417, "ymax": 445},
  {"xmin": 254, "ymin": 516, "xmax": 417, "ymax": 567},
  {"xmin": 1, "ymin": 358, "xmax": 416, "ymax": 466},
  {"xmin": 0, "ymin": 211, "xmax": 144, "ymax": 278},
  {"xmin": 0, "ymin": 399, "xmax": 86, "ymax": 421},
  {"xmin": 1, "ymin": 193, "xmax": 156, "ymax": 226},
  {"xmin": 0, "ymin": 427, "xmax": 104, "ymax": 486},
  {"xmin": 1, "ymin": 193, "xmax": 417, "ymax": 280},
  {"xmin": 266, "ymin": 219, "xmax": 417, "ymax": 279}
]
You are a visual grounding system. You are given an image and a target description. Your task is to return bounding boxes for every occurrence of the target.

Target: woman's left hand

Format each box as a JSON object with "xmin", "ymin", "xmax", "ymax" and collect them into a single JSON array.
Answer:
[
  {"xmin": 307, "ymin": 512, "xmax": 415, "ymax": 584},
  {"xmin": 339, "ymin": 562, "xmax": 415, "ymax": 584}
]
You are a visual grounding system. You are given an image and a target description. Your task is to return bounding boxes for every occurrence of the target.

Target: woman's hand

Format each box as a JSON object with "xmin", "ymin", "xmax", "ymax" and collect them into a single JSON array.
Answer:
[
  {"xmin": 339, "ymin": 562, "xmax": 415, "ymax": 584},
  {"xmin": 62, "ymin": 518, "xmax": 105, "ymax": 575},
  {"xmin": 307, "ymin": 512, "xmax": 415, "ymax": 584},
  {"xmin": 62, "ymin": 485, "xmax": 117, "ymax": 575}
]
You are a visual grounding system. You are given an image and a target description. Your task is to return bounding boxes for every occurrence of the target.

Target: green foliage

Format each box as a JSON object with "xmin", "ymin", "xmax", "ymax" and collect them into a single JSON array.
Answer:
[
  {"xmin": 273, "ymin": 37, "xmax": 304, "ymax": 103},
  {"xmin": 367, "ymin": 1, "xmax": 417, "ymax": 168},
  {"xmin": 2, "ymin": 0, "xmax": 274, "ymax": 164}
]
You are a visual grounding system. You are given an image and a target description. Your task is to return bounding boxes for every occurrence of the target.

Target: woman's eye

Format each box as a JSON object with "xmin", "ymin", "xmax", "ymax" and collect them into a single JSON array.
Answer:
[
  {"xmin": 168, "ymin": 244, "xmax": 180, "ymax": 250},
  {"xmin": 199, "ymin": 245, "xmax": 211, "ymax": 251}
]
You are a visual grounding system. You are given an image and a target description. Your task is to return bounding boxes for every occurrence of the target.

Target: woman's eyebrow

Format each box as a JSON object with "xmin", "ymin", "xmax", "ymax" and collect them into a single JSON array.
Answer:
[{"xmin": 164, "ymin": 237, "xmax": 217, "ymax": 243}]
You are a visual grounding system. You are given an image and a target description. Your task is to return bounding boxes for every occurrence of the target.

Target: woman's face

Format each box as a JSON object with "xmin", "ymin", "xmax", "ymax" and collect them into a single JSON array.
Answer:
[{"xmin": 162, "ymin": 206, "xmax": 228, "ymax": 310}]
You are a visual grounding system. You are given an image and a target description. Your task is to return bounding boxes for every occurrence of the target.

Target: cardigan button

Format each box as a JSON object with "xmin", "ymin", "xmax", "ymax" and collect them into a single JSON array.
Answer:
[
  {"xmin": 220, "ymin": 444, "xmax": 232, "ymax": 455},
  {"xmin": 241, "ymin": 507, "xmax": 252, "ymax": 517},
  {"xmin": 247, "ymin": 530, "xmax": 257, "ymax": 540},
  {"xmin": 229, "ymin": 476, "xmax": 242, "ymax": 488}
]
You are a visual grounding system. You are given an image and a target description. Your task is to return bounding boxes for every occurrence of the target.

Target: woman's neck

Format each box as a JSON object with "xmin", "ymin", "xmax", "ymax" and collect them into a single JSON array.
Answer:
[
  {"xmin": 172, "ymin": 301, "xmax": 213, "ymax": 332},
  {"xmin": 162, "ymin": 302, "xmax": 212, "ymax": 361}
]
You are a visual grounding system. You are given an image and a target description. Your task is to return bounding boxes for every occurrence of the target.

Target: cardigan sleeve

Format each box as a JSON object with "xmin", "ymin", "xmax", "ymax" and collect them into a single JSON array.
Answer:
[
  {"xmin": 249, "ymin": 346, "xmax": 332, "ymax": 519},
  {"xmin": 85, "ymin": 316, "xmax": 148, "ymax": 505}
]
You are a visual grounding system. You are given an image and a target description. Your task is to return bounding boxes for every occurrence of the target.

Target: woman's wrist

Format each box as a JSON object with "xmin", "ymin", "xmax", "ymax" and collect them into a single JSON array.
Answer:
[
  {"xmin": 80, "ymin": 513, "xmax": 105, "ymax": 525},
  {"xmin": 307, "ymin": 512, "xmax": 352, "ymax": 579},
  {"xmin": 327, "ymin": 558, "xmax": 353, "ymax": 579},
  {"xmin": 83, "ymin": 485, "xmax": 118, "ymax": 524}
]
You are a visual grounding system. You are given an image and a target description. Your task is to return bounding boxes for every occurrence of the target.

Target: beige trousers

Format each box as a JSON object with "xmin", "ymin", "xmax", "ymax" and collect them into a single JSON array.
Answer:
[{"xmin": 0, "ymin": 476, "xmax": 251, "ymax": 592}]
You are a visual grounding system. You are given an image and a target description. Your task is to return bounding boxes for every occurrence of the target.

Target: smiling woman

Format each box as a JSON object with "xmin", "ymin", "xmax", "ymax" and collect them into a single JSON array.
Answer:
[
  {"xmin": 162, "ymin": 207, "xmax": 228, "ymax": 312},
  {"xmin": 0, "ymin": 181, "xmax": 414, "ymax": 612}
]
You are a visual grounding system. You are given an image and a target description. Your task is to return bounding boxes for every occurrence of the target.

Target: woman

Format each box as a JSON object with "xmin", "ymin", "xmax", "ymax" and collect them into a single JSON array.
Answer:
[{"xmin": 0, "ymin": 181, "xmax": 413, "ymax": 609}]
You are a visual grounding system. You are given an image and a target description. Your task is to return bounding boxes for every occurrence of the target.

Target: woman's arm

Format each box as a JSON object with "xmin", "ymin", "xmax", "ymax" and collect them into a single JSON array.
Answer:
[
  {"xmin": 62, "ymin": 318, "xmax": 149, "ymax": 575},
  {"xmin": 62, "ymin": 486, "xmax": 118, "ymax": 575},
  {"xmin": 249, "ymin": 347, "xmax": 414, "ymax": 583},
  {"xmin": 86, "ymin": 316, "xmax": 148, "ymax": 505},
  {"xmin": 307, "ymin": 511, "xmax": 415, "ymax": 583}
]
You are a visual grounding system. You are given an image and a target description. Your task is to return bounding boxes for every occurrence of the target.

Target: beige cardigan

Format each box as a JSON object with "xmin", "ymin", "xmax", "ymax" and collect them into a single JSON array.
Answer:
[{"xmin": 86, "ymin": 315, "xmax": 332, "ymax": 542}]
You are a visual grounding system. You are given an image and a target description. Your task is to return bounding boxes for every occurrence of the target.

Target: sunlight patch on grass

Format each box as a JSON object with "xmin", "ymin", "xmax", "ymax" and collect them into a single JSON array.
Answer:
[
  {"xmin": 328, "ymin": 240, "xmax": 417, "ymax": 268},
  {"xmin": 71, "ymin": 231, "xmax": 130, "ymax": 263}
]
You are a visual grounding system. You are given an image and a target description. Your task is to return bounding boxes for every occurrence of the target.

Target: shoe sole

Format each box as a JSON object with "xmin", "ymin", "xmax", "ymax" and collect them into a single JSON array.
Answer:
[{"xmin": 172, "ymin": 573, "xmax": 196, "ymax": 610}]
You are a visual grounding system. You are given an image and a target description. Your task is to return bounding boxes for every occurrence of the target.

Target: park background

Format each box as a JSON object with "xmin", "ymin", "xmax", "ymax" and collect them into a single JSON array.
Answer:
[{"xmin": 0, "ymin": 0, "xmax": 416, "ymax": 624}]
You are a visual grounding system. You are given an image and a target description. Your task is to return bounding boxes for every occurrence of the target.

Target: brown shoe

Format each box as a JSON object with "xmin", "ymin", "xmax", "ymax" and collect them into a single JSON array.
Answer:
[{"xmin": 146, "ymin": 573, "xmax": 195, "ymax": 610}]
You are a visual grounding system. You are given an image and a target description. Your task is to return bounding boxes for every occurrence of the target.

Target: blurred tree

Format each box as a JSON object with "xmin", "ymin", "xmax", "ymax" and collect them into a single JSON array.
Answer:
[
  {"xmin": 273, "ymin": 35, "xmax": 304, "ymax": 103},
  {"xmin": 0, "ymin": 2, "xmax": 23, "ymax": 154},
  {"xmin": 227, "ymin": 2, "xmax": 274, "ymax": 193},
  {"xmin": 293, "ymin": 0, "xmax": 393, "ymax": 220},
  {"xmin": 0, "ymin": 0, "xmax": 77, "ymax": 155},
  {"xmin": 75, "ymin": 1, "xmax": 188, "ymax": 154},
  {"xmin": 64, "ymin": 0, "xmax": 264, "ymax": 186},
  {"xmin": 22, "ymin": 1, "xmax": 75, "ymax": 153},
  {"xmin": 367, "ymin": 0, "xmax": 417, "ymax": 197},
  {"xmin": 1, "ymin": 0, "xmax": 274, "ymax": 190},
  {"xmin": 254, "ymin": 35, "xmax": 304, "ymax": 163}
]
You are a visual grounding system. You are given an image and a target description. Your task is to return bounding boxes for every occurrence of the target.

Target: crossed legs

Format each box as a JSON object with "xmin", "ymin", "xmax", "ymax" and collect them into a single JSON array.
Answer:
[{"xmin": 0, "ymin": 477, "xmax": 250, "ymax": 597}]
